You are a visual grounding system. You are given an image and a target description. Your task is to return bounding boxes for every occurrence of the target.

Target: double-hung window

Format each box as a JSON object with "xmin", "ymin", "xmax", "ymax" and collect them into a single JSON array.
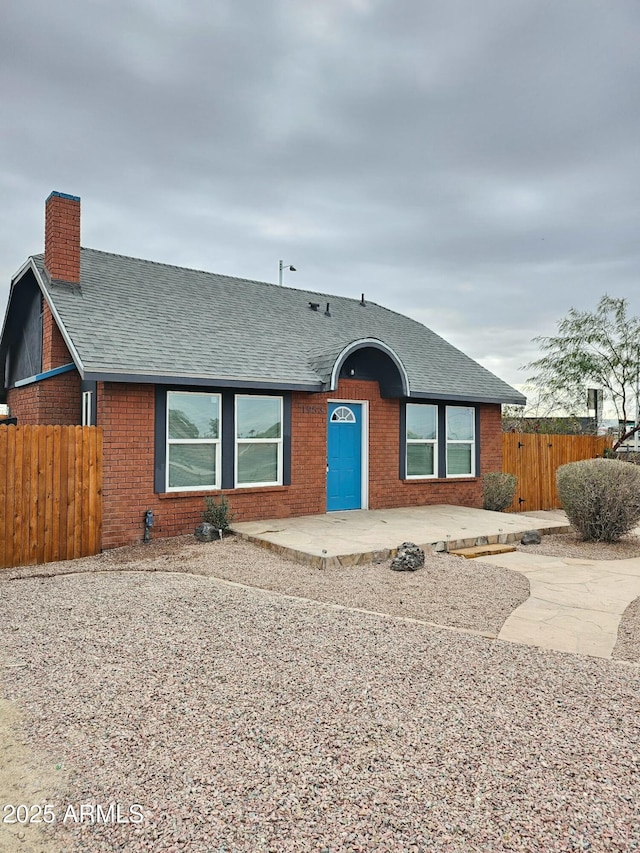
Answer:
[
  {"xmin": 446, "ymin": 406, "xmax": 475, "ymax": 476},
  {"xmin": 406, "ymin": 403, "xmax": 438, "ymax": 478},
  {"xmin": 166, "ymin": 391, "xmax": 221, "ymax": 490},
  {"xmin": 235, "ymin": 395, "xmax": 283, "ymax": 487}
]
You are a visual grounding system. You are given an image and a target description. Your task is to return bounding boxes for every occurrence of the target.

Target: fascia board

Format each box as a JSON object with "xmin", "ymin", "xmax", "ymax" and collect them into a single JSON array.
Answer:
[
  {"xmin": 82, "ymin": 370, "xmax": 322, "ymax": 392},
  {"xmin": 409, "ymin": 390, "xmax": 527, "ymax": 406},
  {"xmin": 30, "ymin": 260, "xmax": 85, "ymax": 378}
]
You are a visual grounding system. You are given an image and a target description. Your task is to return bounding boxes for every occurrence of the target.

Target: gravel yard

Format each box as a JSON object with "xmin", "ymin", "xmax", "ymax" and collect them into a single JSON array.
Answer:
[
  {"xmin": 6, "ymin": 536, "xmax": 530, "ymax": 637},
  {"xmin": 516, "ymin": 531, "xmax": 640, "ymax": 561},
  {"xmin": 615, "ymin": 596, "xmax": 640, "ymax": 663},
  {"xmin": 1, "ymin": 533, "xmax": 640, "ymax": 851}
]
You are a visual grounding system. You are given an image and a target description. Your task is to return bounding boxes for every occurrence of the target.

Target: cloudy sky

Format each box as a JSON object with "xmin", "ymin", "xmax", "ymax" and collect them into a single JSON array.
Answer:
[{"xmin": 1, "ymin": 0, "xmax": 639, "ymax": 397}]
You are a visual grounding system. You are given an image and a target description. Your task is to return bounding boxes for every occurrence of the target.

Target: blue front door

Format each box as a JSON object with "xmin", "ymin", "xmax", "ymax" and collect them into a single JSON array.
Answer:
[{"xmin": 327, "ymin": 403, "xmax": 362, "ymax": 511}]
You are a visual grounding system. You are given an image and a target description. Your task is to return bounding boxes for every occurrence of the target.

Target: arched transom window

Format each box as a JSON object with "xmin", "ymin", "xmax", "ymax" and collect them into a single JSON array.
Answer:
[{"xmin": 331, "ymin": 406, "xmax": 356, "ymax": 423}]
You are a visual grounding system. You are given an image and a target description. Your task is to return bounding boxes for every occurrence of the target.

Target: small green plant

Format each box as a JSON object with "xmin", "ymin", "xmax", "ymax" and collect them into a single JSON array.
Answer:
[
  {"xmin": 482, "ymin": 472, "xmax": 517, "ymax": 512},
  {"xmin": 556, "ymin": 457, "xmax": 640, "ymax": 541},
  {"xmin": 202, "ymin": 495, "xmax": 234, "ymax": 533}
]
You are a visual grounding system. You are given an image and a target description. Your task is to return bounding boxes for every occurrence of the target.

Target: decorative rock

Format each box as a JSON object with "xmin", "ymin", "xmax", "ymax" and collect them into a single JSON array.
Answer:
[
  {"xmin": 195, "ymin": 522, "xmax": 218, "ymax": 542},
  {"xmin": 390, "ymin": 542, "xmax": 425, "ymax": 572},
  {"xmin": 434, "ymin": 541, "xmax": 447, "ymax": 552},
  {"xmin": 521, "ymin": 529, "xmax": 542, "ymax": 545}
]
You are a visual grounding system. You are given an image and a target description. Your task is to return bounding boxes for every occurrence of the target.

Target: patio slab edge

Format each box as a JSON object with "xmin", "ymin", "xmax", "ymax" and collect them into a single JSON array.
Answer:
[{"xmin": 231, "ymin": 523, "xmax": 572, "ymax": 570}]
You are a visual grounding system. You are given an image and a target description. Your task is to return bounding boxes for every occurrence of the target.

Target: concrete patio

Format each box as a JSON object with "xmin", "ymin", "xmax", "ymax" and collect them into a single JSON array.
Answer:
[{"xmin": 231, "ymin": 504, "xmax": 569, "ymax": 569}]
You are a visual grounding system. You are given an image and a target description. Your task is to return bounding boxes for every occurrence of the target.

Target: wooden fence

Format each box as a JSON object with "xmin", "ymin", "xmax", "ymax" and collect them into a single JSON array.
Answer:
[
  {"xmin": 502, "ymin": 432, "xmax": 613, "ymax": 513},
  {"xmin": 0, "ymin": 425, "xmax": 102, "ymax": 569}
]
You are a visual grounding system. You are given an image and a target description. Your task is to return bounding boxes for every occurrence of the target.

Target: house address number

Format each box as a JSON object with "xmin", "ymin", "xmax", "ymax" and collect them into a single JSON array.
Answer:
[{"xmin": 299, "ymin": 404, "xmax": 325, "ymax": 414}]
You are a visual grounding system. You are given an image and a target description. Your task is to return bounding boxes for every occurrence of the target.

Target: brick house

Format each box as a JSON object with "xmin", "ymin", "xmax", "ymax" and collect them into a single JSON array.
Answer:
[{"xmin": 0, "ymin": 192, "xmax": 525, "ymax": 549}]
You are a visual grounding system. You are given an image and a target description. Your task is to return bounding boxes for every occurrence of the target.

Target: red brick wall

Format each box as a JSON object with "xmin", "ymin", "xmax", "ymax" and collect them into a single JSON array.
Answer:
[
  {"xmin": 42, "ymin": 301, "xmax": 73, "ymax": 372},
  {"xmin": 99, "ymin": 379, "xmax": 503, "ymax": 549},
  {"xmin": 100, "ymin": 383, "xmax": 157, "ymax": 548},
  {"xmin": 100, "ymin": 382, "xmax": 327, "ymax": 548},
  {"xmin": 44, "ymin": 192, "xmax": 80, "ymax": 284},
  {"xmin": 479, "ymin": 403, "xmax": 503, "ymax": 473},
  {"xmin": 7, "ymin": 369, "xmax": 81, "ymax": 425}
]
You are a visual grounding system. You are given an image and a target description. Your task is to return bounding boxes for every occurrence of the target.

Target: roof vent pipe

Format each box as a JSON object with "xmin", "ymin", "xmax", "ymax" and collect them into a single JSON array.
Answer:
[
  {"xmin": 324, "ymin": 302, "xmax": 331, "ymax": 317},
  {"xmin": 360, "ymin": 293, "xmax": 366, "ymax": 306}
]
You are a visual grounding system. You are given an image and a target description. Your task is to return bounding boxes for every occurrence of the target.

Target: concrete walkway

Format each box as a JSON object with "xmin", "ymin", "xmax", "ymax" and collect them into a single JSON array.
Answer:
[
  {"xmin": 232, "ymin": 505, "xmax": 640, "ymax": 660},
  {"xmin": 231, "ymin": 504, "xmax": 569, "ymax": 569},
  {"xmin": 477, "ymin": 550, "xmax": 640, "ymax": 659}
]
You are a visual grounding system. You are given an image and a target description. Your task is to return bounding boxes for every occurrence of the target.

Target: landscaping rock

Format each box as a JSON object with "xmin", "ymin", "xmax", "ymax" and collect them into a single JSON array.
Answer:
[
  {"xmin": 195, "ymin": 523, "xmax": 219, "ymax": 542},
  {"xmin": 390, "ymin": 542, "xmax": 425, "ymax": 572},
  {"xmin": 521, "ymin": 529, "xmax": 542, "ymax": 545}
]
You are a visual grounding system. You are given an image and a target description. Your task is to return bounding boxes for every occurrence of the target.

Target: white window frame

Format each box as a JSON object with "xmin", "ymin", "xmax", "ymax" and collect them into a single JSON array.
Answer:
[
  {"xmin": 166, "ymin": 391, "xmax": 221, "ymax": 492},
  {"xmin": 235, "ymin": 395, "xmax": 283, "ymax": 488},
  {"xmin": 446, "ymin": 405, "xmax": 476, "ymax": 478},
  {"xmin": 330, "ymin": 405, "xmax": 356, "ymax": 423},
  {"xmin": 82, "ymin": 391, "xmax": 93, "ymax": 427},
  {"xmin": 405, "ymin": 403, "xmax": 438, "ymax": 479}
]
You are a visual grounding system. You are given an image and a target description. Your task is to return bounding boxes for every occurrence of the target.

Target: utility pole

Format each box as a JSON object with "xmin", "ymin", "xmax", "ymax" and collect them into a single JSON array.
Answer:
[{"xmin": 635, "ymin": 361, "xmax": 639, "ymax": 452}]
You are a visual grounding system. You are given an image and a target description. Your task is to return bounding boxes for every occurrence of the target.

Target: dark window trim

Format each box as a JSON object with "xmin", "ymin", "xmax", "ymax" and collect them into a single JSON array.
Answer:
[
  {"xmin": 283, "ymin": 394, "xmax": 292, "ymax": 485},
  {"xmin": 438, "ymin": 405, "xmax": 447, "ymax": 476},
  {"xmin": 154, "ymin": 387, "xmax": 167, "ymax": 493},
  {"xmin": 155, "ymin": 386, "xmax": 291, "ymax": 494},
  {"xmin": 400, "ymin": 400, "xmax": 480, "ymax": 480},
  {"xmin": 221, "ymin": 393, "xmax": 234, "ymax": 489},
  {"xmin": 475, "ymin": 406, "xmax": 481, "ymax": 475},
  {"xmin": 399, "ymin": 403, "xmax": 407, "ymax": 479}
]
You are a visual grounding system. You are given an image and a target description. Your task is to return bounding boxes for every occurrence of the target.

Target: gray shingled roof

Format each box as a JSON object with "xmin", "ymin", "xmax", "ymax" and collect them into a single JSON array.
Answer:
[{"xmin": 31, "ymin": 249, "xmax": 525, "ymax": 404}]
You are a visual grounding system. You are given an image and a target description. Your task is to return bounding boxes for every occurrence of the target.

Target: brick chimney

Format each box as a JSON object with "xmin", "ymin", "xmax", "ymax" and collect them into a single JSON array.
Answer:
[{"xmin": 44, "ymin": 191, "xmax": 81, "ymax": 283}]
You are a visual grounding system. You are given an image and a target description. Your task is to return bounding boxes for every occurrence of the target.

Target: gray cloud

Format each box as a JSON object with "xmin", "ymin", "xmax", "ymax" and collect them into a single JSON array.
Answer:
[{"xmin": 2, "ymin": 0, "xmax": 639, "ymax": 394}]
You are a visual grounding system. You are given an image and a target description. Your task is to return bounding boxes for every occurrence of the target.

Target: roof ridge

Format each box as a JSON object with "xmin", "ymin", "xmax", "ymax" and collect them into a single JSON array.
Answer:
[
  {"xmin": 31, "ymin": 248, "xmax": 491, "ymax": 353},
  {"xmin": 63, "ymin": 247, "xmax": 375, "ymax": 305}
]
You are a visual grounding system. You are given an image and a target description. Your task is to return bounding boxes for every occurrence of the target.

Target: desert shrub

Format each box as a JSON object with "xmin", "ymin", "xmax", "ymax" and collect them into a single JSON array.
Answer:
[
  {"xmin": 202, "ymin": 495, "xmax": 234, "ymax": 532},
  {"xmin": 556, "ymin": 458, "xmax": 640, "ymax": 542},
  {"xmin": 482, "ymin": 472, "xmax": 517, "ymax": 512}
]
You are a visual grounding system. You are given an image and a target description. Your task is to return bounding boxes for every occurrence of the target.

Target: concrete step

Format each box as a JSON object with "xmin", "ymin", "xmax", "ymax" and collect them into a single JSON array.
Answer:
[{"xmin": 449, "ymin": 543, "xmax": 517, "ymax": 559}]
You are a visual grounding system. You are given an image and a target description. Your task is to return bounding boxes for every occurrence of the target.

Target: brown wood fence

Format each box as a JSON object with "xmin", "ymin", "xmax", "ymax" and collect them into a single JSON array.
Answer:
[
  {"xmin": 502, "ymin": 432, "xmax": 613, "ymax": 513},
  {"xmin": 0, "ymin": 425, "xmax": 102, "ymax": 569}
]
